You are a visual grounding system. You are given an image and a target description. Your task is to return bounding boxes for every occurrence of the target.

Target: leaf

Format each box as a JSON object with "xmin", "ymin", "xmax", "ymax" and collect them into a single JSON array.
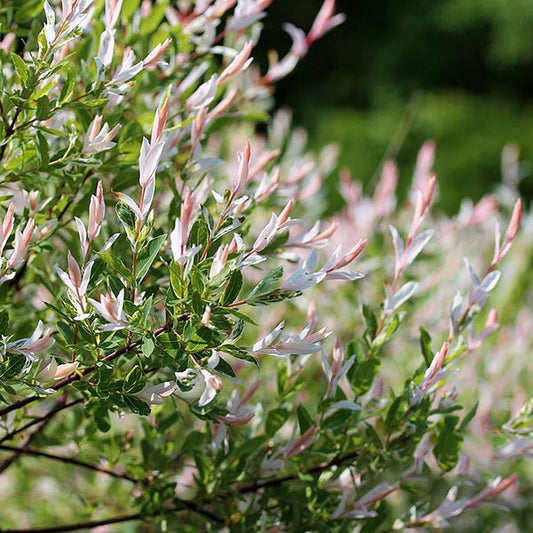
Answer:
[
  {"xmin": 139, "ymin": 0, "xmax": 169, "ymax": 35},
  {"xmin": 181, "ymin": 431, "xmax": 205, "ymax": 453},
  {"xmin": 214, "ymin": 356, "xmax": 236, "ymax": 378},
  {"xmin": 322, "ymin": 408, "xmax": 354, "ymax": 431},
  {"xmin": 36, "ymin": 95, "xmax": 50, "ymax": 121},
  {"xmin": 350, "ymin": 357, "xmax": 380, "ymax": 396},
  {"xmin": 373, "ymin": 313, "xmax": 401, "ymax": 347},
  {"xmin": 460, "ymin": 402, "xmax": 479, "ymax": 432},
  {"xmin": 220, "ymin": 269, "xmax": 242, "ymax": 306},
  {"xmin": 57, "ymin": 322, "xmax": 74, "ymax": 344},
  {"xmin": 433, "ymin": 416, "xmax": 463, "ymax": 472},
  {"xmin": 265, "ymin": 406, "xmax": 289, "ymax": 437},
  {"xmin": 136, "ymin": 234, "xmax": 167, "ymax": 282},
  {"xmin": 419, "ymin": 327, "xmax": 433, "ymax": 367},
  {"xmin": 221, "ymin": 344, "xmax": 258, "ymax": 367},
  {"xmin": 11, "ymin": 53, "xmax": 30, "ymax": 86},
  {"xmin": 94, "ymin": 407, "xmax": 111, "ymax": 433},
  {"xmin": 124, "ymin": 366, "xmax": 146, "ymax": 394},
  {"xmin": 123, "ymin": 395, "xmax": 151, "ymax": 416},
  {"xmin": 142, "ymin": 337, "xmax": 155, "ymax": 358},
  {"xmin": 169, "ymin": 262, "xmax": 182, "ymax": 299},
  {"xmin": 98, "ymin": 250, "xmax": 133, "ymax": 283},
  {"xmin": 248, "ymin": 266, "xmax": 283, "ymax": 299},
  {"xmin": 0, "ymin": 310, "xmax": 8, "ymax": 335},
  {"xmin": 361, "ymin": 302, "xmax": 378, "ymax": 340},
  {"xmin": 297, "ymin": 404, "xmax": 314, "ymax": 434},
  {"xmin": 35, "ymin": 131, "xmax": 49, "ymax": 168}
]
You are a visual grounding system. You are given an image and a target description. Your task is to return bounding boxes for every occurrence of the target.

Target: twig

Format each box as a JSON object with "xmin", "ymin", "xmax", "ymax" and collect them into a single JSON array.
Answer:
[
  {"xmin": 0, "ymin": 444, "xmax": 140, "ymax": 483},
  {"xmin": 0, "ymin": 512, "xmax": 143, "ymax": 533},
  {"xmin": 236, "ymin": 449, "xmax": 360, "ymax": 494},
  {"xmin": 0, "ymin": 398, "xmax": 84, "ymax": 444},
  {"xmin": 0, "ymin": 401, "xmax": 60, "ymax": 474}
]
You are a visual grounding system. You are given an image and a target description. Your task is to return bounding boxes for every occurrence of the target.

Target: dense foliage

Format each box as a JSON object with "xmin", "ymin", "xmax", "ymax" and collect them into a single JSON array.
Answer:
[{"xmin": 0, "ymin": 1, "xmax": 530, "ymax": 531}]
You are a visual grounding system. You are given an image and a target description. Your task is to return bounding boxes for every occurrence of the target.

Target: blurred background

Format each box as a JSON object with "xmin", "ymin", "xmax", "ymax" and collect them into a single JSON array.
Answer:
[{"xmin": 257, "ymin": 0, "xmax": 533, "ymax": 212}]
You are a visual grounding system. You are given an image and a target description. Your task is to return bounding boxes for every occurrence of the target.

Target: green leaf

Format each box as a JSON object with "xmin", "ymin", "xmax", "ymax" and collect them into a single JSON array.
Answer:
[
  {"xmin": 136, "ymin": 234, "xmax": 167, "ymax": 282},
  {"xmin": 123, "ymin": 395, "xmax": 151, "ymax": 416},
  {"xmin": 124, "ymin": 366, "xmax": 145, "ymax": 394},
  {"xmin": 385, "ymin": 396, "xmax": 406, "ymax": 433},
  {"xmin": 249, "ymin": 290, "xmax": 301, "ymax": 306},
  {"xmin": 36, "ymin": 95, "xmax": 50, "ymax": 120},
  {"xmin": 322, "ymin": 408, "xmax": 354, "ymax": 431},
  {"xmin": 121, "ymin": 0, "xmax": 142, "ymax": 21},
  {"xmin": 99, "ymin": 250, "xmax": 133, "ymax": 283},
  {"xmin": 373, "ymin": 313, "xmax": 401, "ymax": 347},
  {"xmin": 94, "ymin": 406, "xmax": 111, "ymax": 433},
  {"xmin": 460, "ymin": 402, "xmax": 478, "ymax": 432},
  {"xmin": 248, "ymin": 266, "xmax": 283, "ymax": 299},
  {"xmin": 433, "ymin": 416, "xmax": 463, "ymax": 472},
  {"xmin": 181, "ymin": 431, "xmax": 205, "ymax": 453},
  {"xmin": 220, "ymin": 269, "xmax": 242, "ymax": 306},
  {"xmin": 221, "ymin": 344, "xmax": 258, "ymax": 367},
  {"xmin": 169, "ymin": 261, "xmax": 182, "ymax": 299},
  {"xmin": 419, "ymin": 327, "xmax": 433, "ymax": 367},
  {"xmin": 139, "ymin": 0, "xmax": 169, "ymax": 35},
  {"xmin": 361, "ymin": 303, "xmax": 378, "ymax": 340},
  {"xmin": 214, "ymin": 357, "xmax": 236, "ymax": 378},
  {"xmin": 35, "ymin": 131, "xmax": 49, "ymax": 168},
  {"xmin": 266, "ymin": 406, "xmax": 289, "ymax": 437},
  {"xmin": 350, "ymin": 357, "xmax": 380, "ymax": 396},
  {"xmin": 57, "ymin": 322, "xmax": 74, "ymax": 344},
  {"xmin": 142, "ymin": 337, "xmax": 155, "ymax": 358},
  {"xmin": 115, "ymin": 201, "xmax": 137, "ymax": 232},
  {"xmin": 0, "ymin": 310, "xmax": 8, "ymax": 335},
  {"xmin": 11, "ymin": 53, "xmax": 29, "ymax": 86},
  {"xmin": 297, "ymin": 404, "xmax": 314, "ymax": 434}
]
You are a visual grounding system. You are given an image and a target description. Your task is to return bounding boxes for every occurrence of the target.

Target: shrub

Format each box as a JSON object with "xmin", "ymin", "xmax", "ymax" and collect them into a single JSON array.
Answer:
[{"xmin": 0, "ymin": 1, "xmax": 528, "ymax": 531}]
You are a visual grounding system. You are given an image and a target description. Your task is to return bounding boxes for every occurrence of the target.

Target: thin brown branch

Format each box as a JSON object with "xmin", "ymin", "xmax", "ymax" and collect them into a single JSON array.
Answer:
[
  {"xmin": 0, "ymin": 512, "xmax": 143, "ymax": 533},
  {"xmin": 0, "ymin": 401, "xmax": 60, "ymax": 474},
  {"xmin": 0, "ymin": 495, "xmax": 225, "ymax": 532},
  {"xmin": 0, "ymin": 444, "xmax": 140, "ymax": 483},
  {"xmin": 236, "ymin": 449, "xmax": 360, "ymax": 494},
  {"xmin": 0, "ymin": 398, "xmax": 84, "ymax": 444}
]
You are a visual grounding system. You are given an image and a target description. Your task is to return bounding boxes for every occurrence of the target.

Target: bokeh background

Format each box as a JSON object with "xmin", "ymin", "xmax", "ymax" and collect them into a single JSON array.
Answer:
[{"xmin": 256, "ymin": 0, "xmax": 533, "ymax": 213}]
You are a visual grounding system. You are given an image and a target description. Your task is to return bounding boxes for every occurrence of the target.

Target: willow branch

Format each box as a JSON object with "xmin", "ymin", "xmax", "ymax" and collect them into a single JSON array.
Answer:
[
  {"xmin": 0, "ymin": 398, "xmax": 84, "ymax": 444},
  {"xmin": 0, "ymin": 512, "xmax": 143, "ymax": 533},
  {"xmin": 0, "ymin": 444, "xmax": 140, "ymax": 483},
  {"xmin": 236, "ymin": 449, "xmax": 360, "ymax": 494},
  {"xmin": 0, "ymin": 403, "xmax": 60, "ymax": 474}
]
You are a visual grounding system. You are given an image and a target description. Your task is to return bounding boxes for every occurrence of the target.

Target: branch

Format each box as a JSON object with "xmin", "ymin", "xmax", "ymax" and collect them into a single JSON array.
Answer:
[
  {"xmin": 0, "ymin": 401, "xmax": 60, "ymax": 474},
  {"xmin": 0, "ymin": 319, "xmax": 178, "ymax": 418},
  {"xmin": 0, "ymin": 497, "xmax": 224, "ymax": 532},
  {"xmin": 0, "ymin": 512, "xmax": 143, "ymax": 533},
  {"xmin": 0, "ymin": 398, "xmax": 84, "ymax": 444},
  {"xmin": 0, "ymin": 444, "xmax": 140, "ymax": 483},
  {"xmin": 236, "ymin": 449, "xmax": 360, "ymax": 494}
]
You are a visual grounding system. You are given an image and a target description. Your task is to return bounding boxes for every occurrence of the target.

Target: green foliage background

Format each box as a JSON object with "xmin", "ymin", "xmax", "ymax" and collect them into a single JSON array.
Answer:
[{"xmin": 258, "ymin": 0, "xmax": 533, "ymax": 211}]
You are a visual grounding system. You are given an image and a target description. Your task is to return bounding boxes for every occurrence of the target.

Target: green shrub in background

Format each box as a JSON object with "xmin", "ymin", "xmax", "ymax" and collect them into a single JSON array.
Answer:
[{"xmin": 0, "ymin": 1, "xmax": 531, "ymax": 532}]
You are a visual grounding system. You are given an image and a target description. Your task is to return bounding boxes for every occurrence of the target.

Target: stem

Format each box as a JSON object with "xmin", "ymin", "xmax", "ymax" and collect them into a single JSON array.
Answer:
[
  {"xmin": 0, "ymin": 398, "xmax": 84, "ymax": 444},
  {"xmin": 235, "ymin": 449, "xmax": 360, "ymax": 494},
  {"xmin": 0, "ymin": 444, "xmax": 140, "ymax": 483},
  {"xmin": 0, "ymin": 513, "xmax": 143, "ymax": 533}
]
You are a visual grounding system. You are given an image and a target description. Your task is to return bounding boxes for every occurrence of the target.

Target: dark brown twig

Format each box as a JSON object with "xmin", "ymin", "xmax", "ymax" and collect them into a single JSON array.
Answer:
[
  {"xmin": 0, "ymin": 444, "xmax": 140, "ymax": 483},
  {"xmin": 0, "ymin": 398, "xmax": 84, "ymax": 444}
]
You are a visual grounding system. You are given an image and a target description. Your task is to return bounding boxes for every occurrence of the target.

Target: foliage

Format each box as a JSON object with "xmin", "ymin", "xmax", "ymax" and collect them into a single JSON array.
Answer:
[{"xmin": 0, "ymin": 1, "xmax": 529, "ymax": 531}]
